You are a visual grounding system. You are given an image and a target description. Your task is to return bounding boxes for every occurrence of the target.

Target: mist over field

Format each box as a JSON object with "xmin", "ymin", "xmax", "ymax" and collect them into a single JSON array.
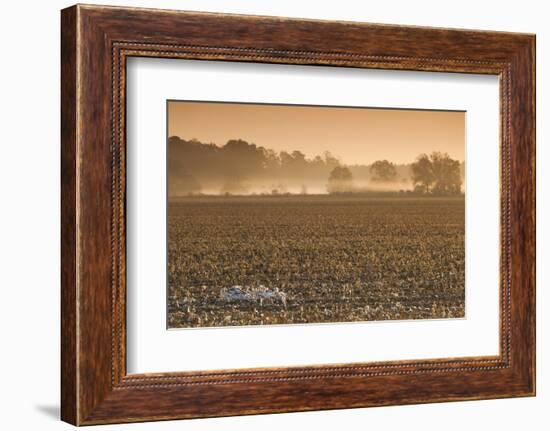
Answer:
[{"xmin": 168, "ymin": 136, "xmax": 465, "ymax": 197}]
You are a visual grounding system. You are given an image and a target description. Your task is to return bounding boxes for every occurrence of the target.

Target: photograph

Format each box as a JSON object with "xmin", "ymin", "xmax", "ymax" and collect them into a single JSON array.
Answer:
[{"xmin": 167, "ymin": 101, "xmax": 466, "ymax": 329}]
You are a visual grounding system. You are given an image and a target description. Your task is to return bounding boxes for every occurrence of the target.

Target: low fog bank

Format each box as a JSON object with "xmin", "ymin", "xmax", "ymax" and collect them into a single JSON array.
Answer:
[{"xmin": 196, "ymin": 180, "xmax": 411, "ymax": 196}]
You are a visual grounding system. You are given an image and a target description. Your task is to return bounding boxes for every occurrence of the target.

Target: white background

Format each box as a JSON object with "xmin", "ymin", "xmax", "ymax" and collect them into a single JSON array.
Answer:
[
  {"xmin": 0, "ymin": 0, "xmax": 546, "ymax": 430},
  {"xmin": 127, "ymin": 59, "xmax": 500, "ymax": 373}
]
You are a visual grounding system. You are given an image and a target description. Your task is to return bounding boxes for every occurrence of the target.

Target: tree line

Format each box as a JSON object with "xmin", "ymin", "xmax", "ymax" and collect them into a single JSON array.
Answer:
[
  {"xmin": 168, "ymin": 136, "xmax": 463, "ymax": 196},
  {"xmin": 328, "ymin": 152, "xmax": 462, "ymax": 195}
]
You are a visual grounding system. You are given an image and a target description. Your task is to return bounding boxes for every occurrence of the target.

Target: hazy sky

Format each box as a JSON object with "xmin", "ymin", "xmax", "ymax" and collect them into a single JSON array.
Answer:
[{"xmin": 168, "ymin": 101, "xmax": 464, "ymax": 165}]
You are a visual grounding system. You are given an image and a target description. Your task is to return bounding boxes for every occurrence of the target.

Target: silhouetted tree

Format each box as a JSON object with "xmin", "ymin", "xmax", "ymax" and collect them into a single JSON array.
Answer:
[
  {"xmin": 323, "ymin": 151, "xmax": 341, "ymax": 170},
  {"xmin": 430, "ymin": 152, "xmax": 462, "ymax": 195},
  {"xmin": 262, "ymin": 148, "xmax": 280, "ymax": 171},
  {"xmin": 411, "ymin": 153, "xmax": 435, "ymax": 193},
  {"xmin": 223, "ymin": 139, "xmax": 264, "ymax": 177},
  {"xmin": 327, "ymin": 166, "xmax": 354, "ymax": 193},
  {"xmin": 411, "ymin": 152, "xmax": 461, "ymax": 195},
  {"xmin": 370, "ymin": 160, "xmax": 397, "ymax": 182}
]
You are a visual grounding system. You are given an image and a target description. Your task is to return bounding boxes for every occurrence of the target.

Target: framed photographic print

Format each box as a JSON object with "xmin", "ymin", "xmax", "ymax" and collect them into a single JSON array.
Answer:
[{"xmin": 61, "ymin": 4, "xmax": 536, "ymax": 425}]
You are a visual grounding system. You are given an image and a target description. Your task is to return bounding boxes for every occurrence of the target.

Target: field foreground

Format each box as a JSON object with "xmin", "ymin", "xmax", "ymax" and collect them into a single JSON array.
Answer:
[{"xmin": 167, "ymin": 194, "xmax": 465, "ymax": 328}]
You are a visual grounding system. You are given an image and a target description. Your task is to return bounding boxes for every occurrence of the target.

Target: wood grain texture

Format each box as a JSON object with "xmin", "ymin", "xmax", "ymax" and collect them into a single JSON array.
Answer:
[
  {"xmin": 60, "ymin": 5, "xmax": 78, "ymax": 425},
  {"xmin": 60, "ymin": 4, "xmax": 535, "ymax": 425}
]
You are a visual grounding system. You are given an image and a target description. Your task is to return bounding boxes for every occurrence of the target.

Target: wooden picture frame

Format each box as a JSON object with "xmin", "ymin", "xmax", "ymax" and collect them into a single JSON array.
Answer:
[{"xmin": 61, "ymin": 4, "xmax": 535, "ymax": 425}]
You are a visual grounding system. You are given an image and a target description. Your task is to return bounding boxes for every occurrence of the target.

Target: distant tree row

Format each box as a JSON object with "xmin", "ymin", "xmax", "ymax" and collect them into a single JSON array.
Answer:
[
  {"xmin": 370, "ymin": 160, "xmax": 397, "ymax": 182},
  {"xmin": 168, "ymin": 136, "xmax": 341, "ymax": 194},
  {"xmin": 168, "ymin": 136, "xmax": 463, "ymax": 196},
  {"xmin": 326, "ymin": 166, "xmax": 354, "ymax": 194}
]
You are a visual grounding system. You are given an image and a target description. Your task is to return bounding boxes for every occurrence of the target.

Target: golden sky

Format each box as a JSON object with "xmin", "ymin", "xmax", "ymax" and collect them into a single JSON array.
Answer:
[{"xmin": 168, "ymin": 101, "xmax": 464, "ymax": 165}]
